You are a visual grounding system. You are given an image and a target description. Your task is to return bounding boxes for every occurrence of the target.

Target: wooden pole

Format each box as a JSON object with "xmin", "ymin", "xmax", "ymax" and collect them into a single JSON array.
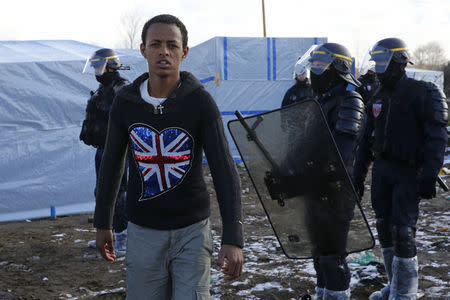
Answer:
[{"xmin": 262, "ymin": 0, "xmax": 267, "ymax": 37}]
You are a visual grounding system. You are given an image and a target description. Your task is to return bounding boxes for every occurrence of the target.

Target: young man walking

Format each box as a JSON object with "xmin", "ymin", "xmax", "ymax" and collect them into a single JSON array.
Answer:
[{"xmin": 94, "ymin": 14, "xmax": 244, "ymax": 299}]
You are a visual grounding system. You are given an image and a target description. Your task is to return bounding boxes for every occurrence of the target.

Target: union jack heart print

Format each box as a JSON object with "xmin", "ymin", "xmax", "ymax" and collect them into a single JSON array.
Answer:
[{"xmin": 129, "ymin": 125, "xmax": 193, "ymax": 200}]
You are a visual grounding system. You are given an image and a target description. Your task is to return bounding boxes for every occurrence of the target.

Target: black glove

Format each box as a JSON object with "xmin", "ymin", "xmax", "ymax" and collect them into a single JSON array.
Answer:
[
  {"xmin": 419, "ymin": 177, "xmax": 436, "ymax": 199},
  {"xmin": 353, "ymin": 177, "xmax": 365, "ymax": 199}
]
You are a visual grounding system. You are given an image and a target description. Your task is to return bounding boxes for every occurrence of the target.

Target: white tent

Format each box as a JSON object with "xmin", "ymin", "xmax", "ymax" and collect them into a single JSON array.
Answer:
[
  {"xmin": 406, "ymin": 68, "xmax": 444, "ymax": 90},
  {"xmin": 0, "ymin": 37, "xmax": 326, "ymax": 222}
]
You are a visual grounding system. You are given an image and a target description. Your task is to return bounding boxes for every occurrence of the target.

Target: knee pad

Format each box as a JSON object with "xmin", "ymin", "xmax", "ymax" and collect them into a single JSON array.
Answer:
[
  {"xmin": 392, "ymin": 225, "xmax": 416, "ymax": 258},
  {"xmin": 376, "ymin": 218, "xmax": 393, "ymax": 248}
]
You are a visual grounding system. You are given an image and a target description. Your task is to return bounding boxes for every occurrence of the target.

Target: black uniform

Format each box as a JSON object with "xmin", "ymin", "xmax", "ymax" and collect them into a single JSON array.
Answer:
[
  {"xmin": 354, "ymin": 74, "xmax": 447, "ymax": 256},
  {"xmin": 281, "ymin": 80, "xmax": 315, "ymax": 108},
  {"xmin": 308, "ymin": 84, "xmax": 364, "ymax": 290},
  {"xmin": 80, "ymin": 71, "xmax": 130, "ymax": 232}
]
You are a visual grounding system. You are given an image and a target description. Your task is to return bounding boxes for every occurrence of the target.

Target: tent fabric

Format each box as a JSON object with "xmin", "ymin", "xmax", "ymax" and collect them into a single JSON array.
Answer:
[
  {"xmin": 0, "ymin": 40, "xmax": 147, "ymax": 222},
  {"xmin": 405, "ymin": 68, "xmax": 444, "ymax": 90}
]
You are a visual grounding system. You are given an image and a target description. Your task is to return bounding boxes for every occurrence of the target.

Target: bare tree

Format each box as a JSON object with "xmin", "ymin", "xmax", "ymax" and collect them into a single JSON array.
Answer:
[
  {"xmin": 413, "ymin": 41, "xmax": 447, "ymax": 70},
  {"xmin": 120, "ymin": 12, "xmax": 144, "ymax": 49}
]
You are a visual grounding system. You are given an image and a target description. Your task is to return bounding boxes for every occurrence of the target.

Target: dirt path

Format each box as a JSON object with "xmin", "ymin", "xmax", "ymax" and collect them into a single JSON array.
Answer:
[{"xmin": 0, "ymin": 167, "xmax": 448, "ymax": 299}]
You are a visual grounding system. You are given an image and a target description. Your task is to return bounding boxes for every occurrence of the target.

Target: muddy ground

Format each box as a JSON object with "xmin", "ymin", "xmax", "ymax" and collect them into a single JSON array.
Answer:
[{"xmin": 0, "ymin": 166, "xmax": 448, "ymax": 299}]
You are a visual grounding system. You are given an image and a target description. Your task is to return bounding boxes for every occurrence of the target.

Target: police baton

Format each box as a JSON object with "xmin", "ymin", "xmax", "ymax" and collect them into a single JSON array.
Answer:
[{"xmin": 234, "ymin": 110, "xmax": 287, "ymax": 206}]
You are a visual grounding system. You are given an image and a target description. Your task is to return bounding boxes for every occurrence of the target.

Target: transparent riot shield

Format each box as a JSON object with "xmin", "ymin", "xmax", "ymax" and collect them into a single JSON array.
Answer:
[{"xmin": 228, "ymin": 100, "xmax": 374, "ymax": 259}]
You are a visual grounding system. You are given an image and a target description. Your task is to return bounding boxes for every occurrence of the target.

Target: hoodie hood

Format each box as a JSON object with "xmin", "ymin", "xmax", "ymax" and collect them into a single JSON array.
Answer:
[{"xmin": 116, "ymin": 71, "xmax": 203, "ymax": 105}]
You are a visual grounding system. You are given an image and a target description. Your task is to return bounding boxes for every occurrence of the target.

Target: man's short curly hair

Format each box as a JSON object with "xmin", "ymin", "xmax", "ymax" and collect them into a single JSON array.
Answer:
[{"xmin": 141, "ymin": 14, "xmax": 188, "ymax": 48}]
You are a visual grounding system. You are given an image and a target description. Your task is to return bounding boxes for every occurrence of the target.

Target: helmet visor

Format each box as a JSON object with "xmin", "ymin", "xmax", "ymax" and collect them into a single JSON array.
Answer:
[
  {"xmin": 295, "ymin": 45, "xmax": 334, "ymax": 76},
  {"xmin": 82, "ymin": 54, "xmax": 123, "ymax": 75},
  {"xmin": 369, "ymin": 45, "xmax": 395, "ymax": 74},
  {"xmin": 83, "ymin": 55, "xmax": 108, "ymax": 76},
  {"xmin": 308, "ymin": 48, "xmax": 335, "ymax": 75},
  {"xmin": 358, "ymin": 48, "xmax": 376, "ymax": 76}
]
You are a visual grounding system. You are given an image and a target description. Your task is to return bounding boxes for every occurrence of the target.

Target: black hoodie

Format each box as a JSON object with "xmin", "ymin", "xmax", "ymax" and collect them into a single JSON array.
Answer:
[{"xmin": 94, "ymin": 71, "xmax": 243, "ymax": 247}]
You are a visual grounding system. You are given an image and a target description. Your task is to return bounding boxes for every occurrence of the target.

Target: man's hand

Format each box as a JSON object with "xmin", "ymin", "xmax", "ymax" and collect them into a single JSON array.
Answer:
[
  {"xmin": 96, "ymin": 228, "xmax": 116, "ymax": 261},
  {"xmin": 419, "ymin": 177, "xmax": 436, "ymax": 199},
  {"xmin": 216, "ymin": 244, "xmax": 243, "ymax": 280}
]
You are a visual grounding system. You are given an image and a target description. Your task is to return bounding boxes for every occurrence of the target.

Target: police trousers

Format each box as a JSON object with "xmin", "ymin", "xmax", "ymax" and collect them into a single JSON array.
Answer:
[{"xmin": 371, "ymin": 158, "xmax": 420, "ymax": 231}]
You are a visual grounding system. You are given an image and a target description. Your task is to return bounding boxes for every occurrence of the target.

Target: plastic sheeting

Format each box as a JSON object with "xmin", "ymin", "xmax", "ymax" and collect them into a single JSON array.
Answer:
[
  {"xmin": 0, "ymin": 40, "xmax": 147, "ymax": 222},
  {"xmin": 405, "ymin": 68, "xmax": 444, "ymax": 90}
]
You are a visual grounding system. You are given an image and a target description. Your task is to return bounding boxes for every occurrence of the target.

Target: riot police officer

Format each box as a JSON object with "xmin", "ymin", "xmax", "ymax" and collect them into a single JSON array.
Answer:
[
  {"xmin": 356, "ymin": 66, "xmax": 380, "ymax": 105},
  {"xmin": 297, "ymin": 43, "xmax": 365, "ymax": 299},
  {"xmin": 281, "ymin": 58, "xmax": 315, "ymax": 108},
  {"xmin": 354, "ymin": 38, "xmax": 448, "ymax": 300},
  {"xmin": 79, "ymin": 48, "xmax": 130, "ymax": 255}
]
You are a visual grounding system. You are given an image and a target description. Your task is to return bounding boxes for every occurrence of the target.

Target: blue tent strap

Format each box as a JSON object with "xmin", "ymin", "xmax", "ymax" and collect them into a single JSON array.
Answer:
[
  {"xmin": 200, "ymin": 76, "xmax": 215, "ymax": 83},
  {"xmin": 314, "ymin": 37, "xmax": 318, "ymax": 44},
  {"xmin": 272, "ymin": 38, "xmax": 277, "ymax": 81},
  {"xmin": 266, "ymin": 37, "xmax": 271, "ymax": 81},
  {"xmin": 221, "ymin": 110, "xmax": 269, "ymax": 116},
  {"xmin": 223, "ymin": 37, "xmax": 228, "ymax": 80}
]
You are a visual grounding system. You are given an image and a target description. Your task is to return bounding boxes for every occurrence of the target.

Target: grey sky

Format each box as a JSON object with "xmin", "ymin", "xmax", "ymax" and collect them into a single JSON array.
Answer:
[{"xmin": 0, "ymin": 0, "xmax": 449, "ymax": 63}]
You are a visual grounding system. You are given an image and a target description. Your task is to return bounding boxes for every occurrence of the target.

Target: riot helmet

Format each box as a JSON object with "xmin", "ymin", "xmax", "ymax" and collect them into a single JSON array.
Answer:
[
  {"xmin": 297, "ymin": 43, "xmax": 360, "ymax": 93},
  {"xmin": 83, "ymin": 48, "xmax": 130, "ymax": 76},
  {"xmin": 359, "ymin": 38, "xmax": 413, "ymax": 75}
]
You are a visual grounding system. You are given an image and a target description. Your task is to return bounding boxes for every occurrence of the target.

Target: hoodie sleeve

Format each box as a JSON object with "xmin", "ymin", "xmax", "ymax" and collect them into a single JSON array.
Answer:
[
  {"xmin": 93, "ymin": 97, "xmax": 129, "ymax": 229},
  {"xmin": 200, "ymin": 92, "xmax": 244, "ymax": 248}
]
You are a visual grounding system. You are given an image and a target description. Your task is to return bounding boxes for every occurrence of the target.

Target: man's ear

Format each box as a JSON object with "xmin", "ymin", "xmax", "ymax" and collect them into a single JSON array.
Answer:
[
  {"xmin": 182, "ymin": 47, "xmax": 189, "ymax": 60},
  {"xmin": 140, "ymin": 43, "xmax": 146, "ymax": 58}
]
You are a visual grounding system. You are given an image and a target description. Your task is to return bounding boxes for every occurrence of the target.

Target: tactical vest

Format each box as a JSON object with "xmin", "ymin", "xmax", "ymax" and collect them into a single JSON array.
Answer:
[
  {"xmin": 79, "ymin": 76, "xmax": 128, "ymax": 148},
  {"xmin": 371, "ymin": 76, "xmax": 425, "ymax": 165}
]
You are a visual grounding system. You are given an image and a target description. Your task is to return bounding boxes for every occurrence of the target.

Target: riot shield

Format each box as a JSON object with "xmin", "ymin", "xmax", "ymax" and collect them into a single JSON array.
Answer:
[{"xmin": 228, "ymin": 100, "xmax": 374, "ymax": 259}]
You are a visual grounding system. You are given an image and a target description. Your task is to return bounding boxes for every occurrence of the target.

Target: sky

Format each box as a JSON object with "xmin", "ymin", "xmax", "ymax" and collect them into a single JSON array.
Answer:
[{"xmin": 0, "ymin": 0, "xmax": 449, "ymax": 64}]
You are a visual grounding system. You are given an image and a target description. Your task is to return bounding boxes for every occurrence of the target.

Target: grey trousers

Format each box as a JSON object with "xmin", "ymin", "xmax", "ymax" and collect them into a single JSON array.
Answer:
[{"xmin": 126, "ymin": 219, "xmax": 212, "ymax": 300}]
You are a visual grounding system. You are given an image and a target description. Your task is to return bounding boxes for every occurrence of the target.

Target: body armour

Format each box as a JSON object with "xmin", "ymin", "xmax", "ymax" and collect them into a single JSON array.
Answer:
[
  {"xmin": 319, "ymin": 87, "xmax": 365, "ymax": 171},
  {"xmin": 79, "ymin": 73, "xmax": 129, "ymax": 148},
  {"xmin": 371, "ymin": 75, "xmax": 448, "ymax": 166}
]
